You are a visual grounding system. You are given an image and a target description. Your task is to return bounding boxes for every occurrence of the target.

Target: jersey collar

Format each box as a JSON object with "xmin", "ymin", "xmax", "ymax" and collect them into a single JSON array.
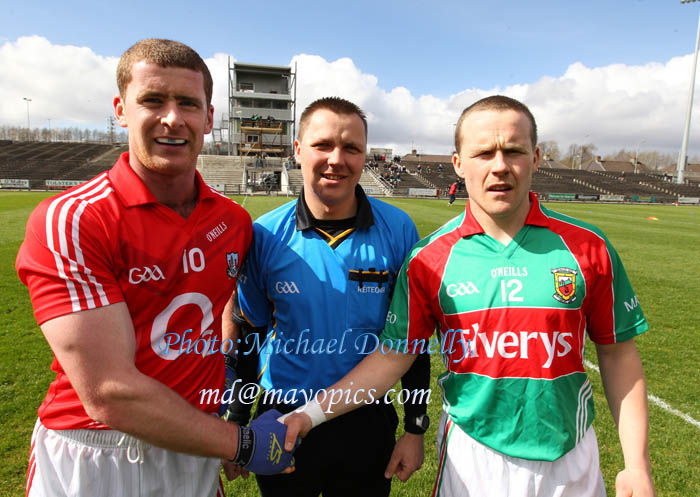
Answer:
[
  {"xmin": 296, "ymin": 185, "xmax": 374, "ymax": 231},
  {"xmin": 457, "ymin": 192, "xmax": 550, "ymax": 237},
  {"xmin": 109, "ymin": 152, "xmax": 214, "ymax": 208}
]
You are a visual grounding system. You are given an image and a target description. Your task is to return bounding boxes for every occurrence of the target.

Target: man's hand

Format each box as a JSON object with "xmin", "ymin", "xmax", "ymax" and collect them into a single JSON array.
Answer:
[
  {"xmin": 221, "ymin": 460, "xmax": 249, "ymax": 481},
  {"xmin": 615, "ymin": 467, "xmax": 656, "ymax": 497},
  {"xmin": 384, "ymin": 432, "xmax": 424, "ymax": 482},
  {"xmin": 282, "ymin": 411, "xmax": 313, "ymax": 451},
  {"xmin": 233, "ymin": 409, "xmax": 300, "ymax": 475}
]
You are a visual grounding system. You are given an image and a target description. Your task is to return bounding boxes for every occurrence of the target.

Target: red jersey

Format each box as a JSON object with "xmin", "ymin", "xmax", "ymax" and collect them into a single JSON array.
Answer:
[{"xmin": 16, "ymin": 153, "xmax": 252, "ymax": 429}]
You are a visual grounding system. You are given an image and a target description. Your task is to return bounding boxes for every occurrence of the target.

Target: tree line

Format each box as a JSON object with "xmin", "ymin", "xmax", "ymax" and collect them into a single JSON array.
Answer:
[
  {"xmin": 537, "ymin": 140, "xmax": 698, "ymax": 171},
  {"xmin": 2, "ymin": 124, "xmax": 696, "ymax": 169},
  {"xmin": 0, "ymin": 125, "xmax": 127, "ymax": 144}
]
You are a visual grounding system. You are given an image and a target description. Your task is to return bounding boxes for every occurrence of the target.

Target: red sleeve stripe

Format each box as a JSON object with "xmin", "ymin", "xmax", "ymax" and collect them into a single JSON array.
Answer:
[
  {"xmin": 544, "ymin": 214, "xmax": 617, "ymax": 343},
  {"xmin": 44, "ymin": 173, "xmax": 113, "ymax": 312},
  {"xmin": 407, "ymin": 227, "xmax": 462, "ymax": 343}
]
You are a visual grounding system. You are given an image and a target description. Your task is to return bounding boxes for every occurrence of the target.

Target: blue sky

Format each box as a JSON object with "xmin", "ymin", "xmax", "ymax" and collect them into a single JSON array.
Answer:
[{"xmin": 2, "ymin": 0, "xmax": 700, "ymax": 159}]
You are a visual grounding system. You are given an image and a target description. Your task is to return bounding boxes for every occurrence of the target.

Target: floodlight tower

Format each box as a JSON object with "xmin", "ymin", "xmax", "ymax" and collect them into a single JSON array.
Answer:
[
  {"xmin": 23, "ymin": 97, "xmax": 32, "ymax": 136},
  {"xmin": 677, "ymin": 0, "xmax": 700, "ymax": 184}
]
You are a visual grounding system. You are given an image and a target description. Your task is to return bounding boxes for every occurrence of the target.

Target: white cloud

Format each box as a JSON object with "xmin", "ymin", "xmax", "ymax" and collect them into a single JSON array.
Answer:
[
  {"xmin": 525, "ymin": 58, "xmax": 697, "ymax": 155},
  {"xmin": 206, "ymin": 52, "xmax": 235, "ymax": 124},
  {"xmin": 292, "ymin": 52, "xmax": 700, "ymax": 157},
  {"xmin": 0, "ymin": 36, "xmax": 118, "ymax": 129},
  {"xmin": 1, "ymin": 36, "xmax": 698, "ymax": 158}
]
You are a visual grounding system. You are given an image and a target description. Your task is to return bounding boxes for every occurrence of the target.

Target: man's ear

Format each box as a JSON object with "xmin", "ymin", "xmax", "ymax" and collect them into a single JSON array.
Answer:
[
  {"xmin": 114, "ymin": 95, "xmax": 128, "ymax": 128},
  {"xmin": 452, "ymin": 152, "xmax": 465, "ymax": 179},
  {"xmin": 204, "ymin": 104, "xmax": 214, "ymax": 134}
]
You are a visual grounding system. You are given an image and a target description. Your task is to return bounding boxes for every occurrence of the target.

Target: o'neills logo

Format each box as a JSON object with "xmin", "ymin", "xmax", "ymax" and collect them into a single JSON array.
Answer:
[{"xmin": 552, "ymin": 267, "xmax": 578, "ymax": 303}]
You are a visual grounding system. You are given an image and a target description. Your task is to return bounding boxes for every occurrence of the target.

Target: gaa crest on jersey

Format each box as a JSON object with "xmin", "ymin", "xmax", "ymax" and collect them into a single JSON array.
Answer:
[
  {"xmin": 552, "ymin": 267, "xmax": 577, "ymax": 303},
  {"xmin": 226, "ymin": 251, "xmax": 239, "ymax": 279}
]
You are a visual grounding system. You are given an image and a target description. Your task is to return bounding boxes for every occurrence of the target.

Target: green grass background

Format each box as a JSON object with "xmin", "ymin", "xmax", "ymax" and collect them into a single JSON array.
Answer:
[{"xmin": 1, "ymin": 192, "xmax": 698, "ymax": 496}]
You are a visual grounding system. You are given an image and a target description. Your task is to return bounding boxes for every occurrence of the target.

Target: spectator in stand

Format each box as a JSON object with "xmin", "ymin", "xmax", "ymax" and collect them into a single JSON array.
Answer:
[{"xmin": 286, "ymin": 154, "xmax": 296, "ymax": 170}]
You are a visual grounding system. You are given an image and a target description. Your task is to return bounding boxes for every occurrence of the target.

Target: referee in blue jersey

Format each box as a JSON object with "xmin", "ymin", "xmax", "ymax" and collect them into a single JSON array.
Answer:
[{"xmin": 222, "ymin": 97, "xmax": 430, "ymax": 496}]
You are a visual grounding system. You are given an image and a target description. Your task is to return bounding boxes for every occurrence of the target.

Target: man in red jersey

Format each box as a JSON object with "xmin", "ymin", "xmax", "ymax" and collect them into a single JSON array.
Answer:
[
  {"xmin": 16, "ymin": 39, "xmax": 294, "ymax": 497},
  {"xmin": 447, "ymin": 181, "xmax": 457, "ymax": 206},
  {"xmin": 283, "ymin": 96, "xmax": 656, "ymax": 497}
]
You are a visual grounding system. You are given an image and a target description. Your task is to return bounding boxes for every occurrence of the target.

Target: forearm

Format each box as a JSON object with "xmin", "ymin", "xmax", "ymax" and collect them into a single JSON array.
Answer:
[
  {"xmin": 88, "ymin": 369, "xmax": 239, "ymax": 459},
  {"xmin": 318, "ymin": 349, "xmax": 417, "ymax": 420},
  {"xmin": 40, "ymin": 304, "xmax": 239, "ymax": 460},
  {"xmin": 222, "ymin": 292, "xmax": 237, "ymax": 345},
  {"xmin": 400, "ymin": 352, "xmax": 430, "ymax": 420},
  {"xmin": 596, "ymin": 340, "xmax": 651, "ymax": 470}
]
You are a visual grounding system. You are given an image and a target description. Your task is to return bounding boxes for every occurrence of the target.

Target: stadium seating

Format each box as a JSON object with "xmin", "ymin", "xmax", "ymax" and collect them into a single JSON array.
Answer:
[
  {"xmin": 0, "ymin": 142, "xmax": 124, "ymax": 189},
  {"xmin": 1, "ymin": 141, "xmax": 698, "ymax": 203}
]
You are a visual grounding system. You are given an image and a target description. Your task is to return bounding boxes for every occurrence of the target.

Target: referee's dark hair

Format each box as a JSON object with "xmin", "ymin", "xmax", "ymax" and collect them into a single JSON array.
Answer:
[{"xmin": 298, "ymin": 97, "xmax": 368, "ymax": 141}]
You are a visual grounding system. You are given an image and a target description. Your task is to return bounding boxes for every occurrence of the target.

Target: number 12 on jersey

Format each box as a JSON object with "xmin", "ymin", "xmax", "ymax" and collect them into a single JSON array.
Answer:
[{"xmin": 500, "ymin": 279, "xmax": 523, "ymax": 303}]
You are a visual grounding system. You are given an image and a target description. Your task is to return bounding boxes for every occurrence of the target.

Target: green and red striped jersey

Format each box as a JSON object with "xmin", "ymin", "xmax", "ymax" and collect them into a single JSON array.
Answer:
[{"xmin": 381, "ymin": 193, "xmax": 647, "ymax": 461}]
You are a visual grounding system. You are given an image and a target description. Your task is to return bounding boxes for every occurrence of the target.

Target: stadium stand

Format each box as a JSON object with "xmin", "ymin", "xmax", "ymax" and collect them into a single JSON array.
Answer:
[
  {"xmin": 390, "ymin": 171, "xmax": 439, "ymax": 196},
  {"xmin": 533, "ymin": 168, "xmax": 603, "ymax": 196},
  {"xmin": 196, "ymin": 155, "xmax": 242, "ymax": 187},
  {"xmin": 58, "ymin": 145, "xmax": 128, "ymax": 180},
  {"xmin": 0, "ymin": 142, "xmax": 125, "ymax": 189},
  {"xmin": 398, "ymin": 152, "xmax": 464, "ymax": 197},
  {"xmin": 1, "ymin": 141, "xmax": 698, "ymax": 202}
]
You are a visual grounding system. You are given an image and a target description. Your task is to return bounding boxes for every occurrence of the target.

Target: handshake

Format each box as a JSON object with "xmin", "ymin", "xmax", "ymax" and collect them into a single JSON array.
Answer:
[
  {"xmin": 230, "ymin": 409, "xmax": 300, "ymax": 475},
  {"xmin": 220, "ymin": 355, "xmax": 301, "ymax": 475}
]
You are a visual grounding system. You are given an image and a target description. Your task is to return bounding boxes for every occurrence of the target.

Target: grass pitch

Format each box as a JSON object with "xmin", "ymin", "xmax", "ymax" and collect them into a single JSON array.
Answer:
[{"xmin": 1, "ymin": 192, "xmax": 699, "ymax": 496}]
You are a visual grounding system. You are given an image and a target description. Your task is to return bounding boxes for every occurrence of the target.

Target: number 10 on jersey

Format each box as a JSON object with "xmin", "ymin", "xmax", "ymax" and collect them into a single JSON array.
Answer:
[{"xmin": 183, "ymin": 248, "xmax": 206, "ymax": 273}]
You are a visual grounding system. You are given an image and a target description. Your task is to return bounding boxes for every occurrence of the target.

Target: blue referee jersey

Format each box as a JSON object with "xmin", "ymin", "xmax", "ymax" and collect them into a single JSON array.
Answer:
[{"xmin": 237, "ymin": 186, "xmax": 418, "ymax": 402}]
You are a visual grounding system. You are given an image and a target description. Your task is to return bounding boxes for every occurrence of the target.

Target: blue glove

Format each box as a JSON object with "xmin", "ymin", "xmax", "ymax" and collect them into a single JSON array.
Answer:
[
  {"xmin": 218, "ymin": 354, "xmax": 238, "ymax": 417},
  {"xmin": 232, "ymin": 409, "xmax": 300, "ymax": 475}
]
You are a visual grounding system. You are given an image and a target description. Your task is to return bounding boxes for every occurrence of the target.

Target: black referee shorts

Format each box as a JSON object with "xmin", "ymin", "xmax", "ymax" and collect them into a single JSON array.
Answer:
[{"xmin": 254, "ymin": 396, "xmax": 398, "ymax": 497}]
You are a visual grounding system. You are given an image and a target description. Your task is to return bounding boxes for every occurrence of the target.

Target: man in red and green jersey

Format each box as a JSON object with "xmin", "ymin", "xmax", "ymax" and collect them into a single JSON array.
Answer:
[{"xmin": 283, "ymin": 95, "xmax": 655, "ymax": 497}]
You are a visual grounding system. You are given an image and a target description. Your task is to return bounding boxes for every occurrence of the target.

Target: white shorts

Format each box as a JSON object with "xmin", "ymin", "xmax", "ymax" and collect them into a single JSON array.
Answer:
[
  {"xmin": 26, "ymin": 419, "xmax": 225, "ymax": 497},
  {"xmin": 432, "ymin": 411, "xmax": 606, "ymax": 497}
]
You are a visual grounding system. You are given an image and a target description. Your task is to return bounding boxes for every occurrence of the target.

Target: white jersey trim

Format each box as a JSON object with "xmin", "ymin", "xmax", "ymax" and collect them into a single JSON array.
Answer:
[
  {"xmin": 44, "ymin": 173, "xmax": 114, "ymax": 313},
  {"xmin": 576, "ymin": 378, "xmax": 593, "ymax": 444}
]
